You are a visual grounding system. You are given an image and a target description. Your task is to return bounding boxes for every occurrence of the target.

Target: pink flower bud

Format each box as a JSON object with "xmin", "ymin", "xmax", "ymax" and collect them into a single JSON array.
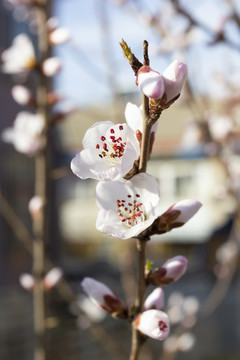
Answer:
[
  {"xmin": 170, "ymin": 199, "xmax": 202, "ymax": 224},
  {"xmin": 162, "ymin": 256, "xmax": 188, "ymax": 282},
  {"xmin": 148, "ymin": 256, "xmax": 188, "ymax": 285},
  {"xmin": 136, "ymin": 66, "xmax": 164, "ymax": 100},
  {"xmin": 162, "ymin": 60, "xmax": 187, "ymax": 101},
  {"xmin": 11, "ymin": 85, "xmax": 32, "ymax": 106},
  {"xmin": 43, "ymin": 267, "xmax": 63, "ymax": 290},
  {"xmin": 144, "ymin": 288, "xmax": 164, "ymax": 310},
  {"xmin": 49, "ymin": 28, "xmax": 70, "ymax": 45},
  {"xmin": 135, "ymin": 309, "xmax": 170, "ymax": 340},
  {"xmin": 42, "ymin": 57, "xmax": 61, "ymax": 77},
  {"xmin": 19, "ymin": 273, "xmax": 35, "ymax": 291},
  {"xmin": 81, "ymin": 277, "xmax": 127, "ymax": 317},
  {"xmin": 28, "ymin": 196, "xmax": 43, "ymax": 218}
]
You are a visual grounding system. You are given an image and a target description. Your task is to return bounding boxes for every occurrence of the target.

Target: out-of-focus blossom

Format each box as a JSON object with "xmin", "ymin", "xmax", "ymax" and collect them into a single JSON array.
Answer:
[
  {"xmin": 11, "ymin": 85, "xmax": 32, "ymax": 106},
  {"xmin": 2, "ymin": 112, "xmax": 45, "ymax": 155},
  {"xmin": 96, "ymin": 173, "xmax": 161, "ymax": 239},
  {"xmin": 43, "ymin": 267, "xmax": 63, "ymax": 290},
  {"xmin": 148, "ymin": 256, "xmax": 188, "ymax": 285},
  {"xmin": 136, "ymin": 66, "xmax": 165, "ymax": 100},
  {"xmin": 134, "ymin": 309, "xmax": 170, "ymax": 340},
  {"xmin": 28, "ymin": 196, "xmax": 43, "ymax": 218},
  {"xmin": 162, "ymin": 60, "xmax": 188, "ymax": 102},
  {"xmin": 1, "ymin": 34, "xmax": 36, "ymax": 74},
  {"xmin": 216, "ymin": 240, "xmax": 238, "ymax": 264},
  {"xmin": 19, "ymin": 273, "xmax": 35, "ymax": 291},
  {"xmin": 77, "ymin": 295, "xmax": 107, "ymax": 323},
  {"xmin": 71, "ymin": 121, "xmax": 140, "ymax": 181},
  {"xmin": 207, "ymin": 113, "xmax": 232, "ymax": 142},
  {"xmin": 163, "ymin": 334, "xmax": 179, "ymax": 353},
  {"xmin": 81, "ymin": 277, "xmax": 127, "ymax": 318},
  {"xmin": 42, "ymin": 57, "xmax": 61, "ymax": 77},
  {"xmin": 125, "ymin": 102, "xmax": 158, "ymax": 134},
  {"xmin": 49, "ymin": 28, "xmax": 70, "ymax": 45},
  {"xmin": 177, "ymin": 332, "xmax": 196, "ymax": 352},
  {"xmin": 143, "ymin": 288, "xmax": 164, "ymax": 310}
]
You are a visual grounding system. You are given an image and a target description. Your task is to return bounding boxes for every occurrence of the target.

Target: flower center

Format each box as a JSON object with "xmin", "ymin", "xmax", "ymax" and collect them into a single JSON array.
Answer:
[
  {"xmin": 116, "ymin": 193, "xmax": 146, "ymax": 227},
  {"xmin": 158, "ymin": 320, "xmax": 167, "ymax": 332},
  {"xmin": 96, "ymin": 126, "xmax": 126, "ymax": 166}
]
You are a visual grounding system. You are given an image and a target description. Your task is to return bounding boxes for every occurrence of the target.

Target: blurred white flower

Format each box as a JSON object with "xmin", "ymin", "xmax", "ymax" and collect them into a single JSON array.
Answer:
[
  {"xmin": 11, "ymin": 85, "xmax": 32, "ymax": 106},
  {"xmin": 19, "ymin": 273, "xmax": 35, "ymax": 291},
  {"xmin": 207, "ymin": 113, "xmax": 232, "ymax": 142},
  {"xmin": 43, "ymin": 267, "xmax": 63, "ymax": 290},
  {"xmin": 42, "ymin": 57, "xmax": 62, "ymax": 77},
  {"xmin": 177, "ymin": 332, "xmax": 196, "ymax": 352},
  {"xmin": 2, "ymin": 34, "xmax": 35, "ymax": 74},
  {"xmin": 78, "ymin": 295, "xmax": 106, "ymax": 323},
  {"xmin": 49, "ymin": 28, "xmax": 70, "ymax": 45},
  {"xmin": 2, "ymin": 111, "xmax": 45, "ymax": 155},
  {"xmin": 28, "ymin": 196, "xmax": 43, "ymax": 218}
]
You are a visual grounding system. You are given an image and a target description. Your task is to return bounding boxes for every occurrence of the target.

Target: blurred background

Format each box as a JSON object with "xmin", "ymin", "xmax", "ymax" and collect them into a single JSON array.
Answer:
[{"xmin": 1, "ymin": 0, "xmax": 240, "ymax": 359}]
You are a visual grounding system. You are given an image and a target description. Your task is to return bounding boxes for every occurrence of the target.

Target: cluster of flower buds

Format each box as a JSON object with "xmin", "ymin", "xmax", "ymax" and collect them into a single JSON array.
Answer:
[
  {"xmin": 19, "ymin": 267, "xmax": 63, "ymax": 292},
  {"xmin": 81, "ymin": 277, "xmax": 171, "ymax": 340}
]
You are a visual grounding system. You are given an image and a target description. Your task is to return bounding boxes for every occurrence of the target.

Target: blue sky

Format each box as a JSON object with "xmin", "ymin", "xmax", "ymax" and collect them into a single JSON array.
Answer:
[{"xmin": 54, "ymin": 0, "xmax": 240, "ymax": 107}]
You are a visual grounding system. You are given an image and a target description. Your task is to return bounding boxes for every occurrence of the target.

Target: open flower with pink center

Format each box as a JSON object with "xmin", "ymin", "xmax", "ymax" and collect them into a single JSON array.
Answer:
[
  {"xmin": 71, "ymin": 121, "xmax": 140, "ymax": 181},
  {"xmin": 1, "ymin": 34, "xmax": 36, "ymax": 74},
  {"xmin": 134, "ymin": 309, "xmax": 170, "ymax": 340},
  {"xmin": 96, "ymin": 173, "xmax": 161, "ymax": 239},
  {"xmin": 2, "ymin": 112, "xmax": 45, "ymax": 155},
  {"xmin": 81, "ymin": 277, "xmax": 127, "ymax": 318}
]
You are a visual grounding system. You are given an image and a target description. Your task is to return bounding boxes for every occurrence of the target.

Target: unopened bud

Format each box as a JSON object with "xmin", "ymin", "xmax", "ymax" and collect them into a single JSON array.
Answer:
[
  {"xmin": 169, "ymin": 199, "xmax": 202, "ymax": 224},
  {"xmin": 136, "ymin": 66, "xmax": 164, "ymax": 100},
  {"xmin": 134, "ymin": 309, "xmax": 170, "ymax": 340},
  {"xmin": 81, "ymin": 277, "xmax": 127, "ymax": 318},
  {"xmin": 148, "ymin": 256, "xmax": 188, "ymax": 285},
  {"xmin": 144, "ymin": 288, "xmax": 164, "ymax": 310},
  {"xmin": 162, "ymin": 60, "xmax": 188, "ymax": 102}
]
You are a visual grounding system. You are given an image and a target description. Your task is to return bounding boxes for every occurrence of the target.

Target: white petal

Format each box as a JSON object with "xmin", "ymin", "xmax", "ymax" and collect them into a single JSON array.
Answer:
[
  {"xmin": 81, "ymin": 277, "xmax": 115, "ymax": 306},
  {"xmin": 136, "ymin": 309, "xmax": 170, "ymax": 340},
  {"xmin": 82, "ymin": 121, "xmax": 114, "ymax": 148},
  {"xmin": 125, "ymin": 102, "xmax": 143, "ymax": 133}
]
